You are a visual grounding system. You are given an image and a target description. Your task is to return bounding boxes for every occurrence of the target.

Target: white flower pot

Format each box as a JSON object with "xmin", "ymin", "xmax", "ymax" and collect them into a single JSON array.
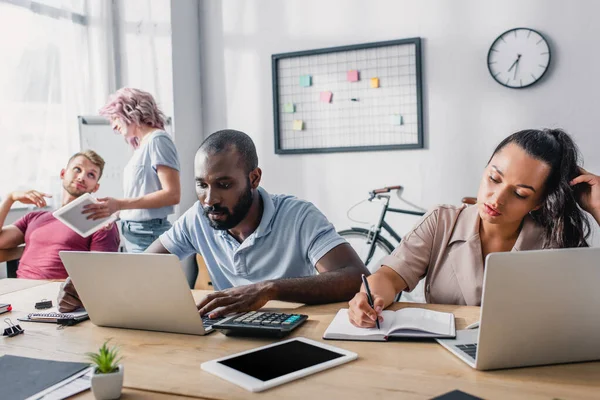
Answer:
[{"xmin": 91, "ymin": 364, "xmax": 124, "ymax": 400}]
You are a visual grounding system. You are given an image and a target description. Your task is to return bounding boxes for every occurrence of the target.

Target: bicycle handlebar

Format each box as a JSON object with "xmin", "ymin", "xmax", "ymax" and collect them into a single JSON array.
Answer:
[
  {"xmin": 371, "ymin": 185, "xmax": 403, "ymax": 194},
  {"xmin": 369, "ymin": 185, "xmax": 403, "ymax": 201}
]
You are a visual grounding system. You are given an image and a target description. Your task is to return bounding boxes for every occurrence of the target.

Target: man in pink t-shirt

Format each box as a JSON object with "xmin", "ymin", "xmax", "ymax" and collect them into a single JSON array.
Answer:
[{"xmin": 0, "ymin": 150, "xmax": 120, "ymax": 279}]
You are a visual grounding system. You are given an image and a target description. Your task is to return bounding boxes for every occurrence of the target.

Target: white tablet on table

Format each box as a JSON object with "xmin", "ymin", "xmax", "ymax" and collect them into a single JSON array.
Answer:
[
  {"xmin": 53, "ymin": 193, "xmax": 117, "ymax": 238},
  {"xmin": 201, "ymin": 337, "xmax": 357, "ymax": 392}
]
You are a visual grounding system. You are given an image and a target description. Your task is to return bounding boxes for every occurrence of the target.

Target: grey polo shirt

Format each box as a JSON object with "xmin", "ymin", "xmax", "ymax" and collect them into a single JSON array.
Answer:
[{"xmin": 159, "ymin": 187, "xmax": 347, "ymax": 290}]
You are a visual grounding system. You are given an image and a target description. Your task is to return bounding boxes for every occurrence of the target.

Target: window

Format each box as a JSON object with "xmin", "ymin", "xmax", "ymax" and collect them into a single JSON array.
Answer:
[
  {"xmin": 0, "ymin": 0, "xmax": 173, "ymax": 209},
  {"xmin": 0, "ymin": 0, "xmax": 107, "ymax": 208}
]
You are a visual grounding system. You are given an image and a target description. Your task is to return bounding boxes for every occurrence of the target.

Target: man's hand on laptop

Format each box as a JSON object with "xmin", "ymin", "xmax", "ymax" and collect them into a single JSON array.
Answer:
[
  {"xmin": 196, "ymin": 281, "xmax": 276, "ymax": 319},
  {"xmin": 57, "ymin": 277, "xmax": 83, "ymax": 313}
]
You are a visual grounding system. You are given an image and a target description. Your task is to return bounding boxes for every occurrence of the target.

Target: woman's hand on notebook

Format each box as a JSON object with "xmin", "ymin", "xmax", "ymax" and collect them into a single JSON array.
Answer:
[
  {"xmin": 347, "ymin": 292, "xmax": 384, "ymax": 328},
  {"xmin": 57, "ymin": 278, "xmax": 83, "ymax": 313}
]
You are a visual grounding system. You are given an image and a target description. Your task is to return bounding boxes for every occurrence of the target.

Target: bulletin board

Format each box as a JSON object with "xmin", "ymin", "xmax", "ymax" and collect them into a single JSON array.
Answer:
[{"xmin": 272, "ymin": 38, "xmax": 423, "ymax": 154}]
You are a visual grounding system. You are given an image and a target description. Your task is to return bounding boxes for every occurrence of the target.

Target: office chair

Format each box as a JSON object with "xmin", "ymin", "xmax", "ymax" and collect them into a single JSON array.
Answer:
[{"xmin": 0, "ymin": 246, "xmax": 25, "ymax": 278}]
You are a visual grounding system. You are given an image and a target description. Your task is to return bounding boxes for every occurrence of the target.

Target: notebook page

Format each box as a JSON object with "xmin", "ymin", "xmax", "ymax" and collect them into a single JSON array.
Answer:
[
  {"xmin": 323, "ymin": 309, "xmax": 396, "ymax": 338},
  {"xmin": 388, "ymin": 308, "xmax": 454, "ymax": 336}
]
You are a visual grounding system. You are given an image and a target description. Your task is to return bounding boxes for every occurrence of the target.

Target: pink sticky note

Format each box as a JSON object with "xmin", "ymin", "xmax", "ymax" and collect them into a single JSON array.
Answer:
[
  {"xmin": 320, "ymin": 91, "xmax": 333, "ymax": 103},
  {"xmin": 347, "ymin": 70, "xmax": 359, "ymax": 82}
]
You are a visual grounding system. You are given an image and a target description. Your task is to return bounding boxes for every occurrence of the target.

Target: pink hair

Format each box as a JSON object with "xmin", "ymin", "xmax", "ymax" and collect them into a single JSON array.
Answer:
[{"xmin": 99, "ymin": 87, "xmax": 166, "ymax": 130}]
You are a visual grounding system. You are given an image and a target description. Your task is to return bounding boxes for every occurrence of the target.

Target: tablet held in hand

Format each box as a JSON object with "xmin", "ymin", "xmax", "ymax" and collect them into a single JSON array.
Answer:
[{"xmin": 53, "ymin": 193, "xmax": 117, "ymax": 238}]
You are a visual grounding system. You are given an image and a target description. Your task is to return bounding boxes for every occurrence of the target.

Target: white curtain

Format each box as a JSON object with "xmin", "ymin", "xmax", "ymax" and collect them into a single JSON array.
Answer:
[
  {"xmin": 0, "ymin": 0, "xmax": 114, "ymax": 208},
  {"xmin": 117, "ymin": 0, "xmax": 174, "ymax": 118}
]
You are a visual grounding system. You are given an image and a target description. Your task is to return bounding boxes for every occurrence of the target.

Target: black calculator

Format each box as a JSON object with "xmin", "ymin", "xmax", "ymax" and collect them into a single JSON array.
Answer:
[{"xmin": 212, "ymin": 311, "xmax": 308, "ymax": 338}]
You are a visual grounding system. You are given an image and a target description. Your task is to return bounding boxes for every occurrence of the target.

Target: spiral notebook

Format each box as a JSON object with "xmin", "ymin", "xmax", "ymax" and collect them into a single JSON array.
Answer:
[{"xmin": 18, "ymin": 308, "xmax": 89, "ymax": 324}]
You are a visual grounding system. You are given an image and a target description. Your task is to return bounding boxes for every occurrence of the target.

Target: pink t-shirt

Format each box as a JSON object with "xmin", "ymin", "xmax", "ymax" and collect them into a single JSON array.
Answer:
[{"xmin": 13, "ymin": 211, "xmax": 120, "ymax": 279}]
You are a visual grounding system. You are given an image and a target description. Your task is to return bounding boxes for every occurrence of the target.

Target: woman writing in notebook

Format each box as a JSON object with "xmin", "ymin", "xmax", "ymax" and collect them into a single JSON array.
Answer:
[
  {"xmin": 82, "ymin": 88, "xmax": 181, "ymax": 252},
  {"xmin": 349, "ymin": 129, "xmax": 600, "ymax": 327}
]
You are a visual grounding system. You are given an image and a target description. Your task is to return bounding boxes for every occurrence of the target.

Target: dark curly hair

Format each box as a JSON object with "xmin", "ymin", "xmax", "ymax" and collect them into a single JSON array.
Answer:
[{"xmin": 490, "ymin": 129, "xmax": 589, "ymax": 248}]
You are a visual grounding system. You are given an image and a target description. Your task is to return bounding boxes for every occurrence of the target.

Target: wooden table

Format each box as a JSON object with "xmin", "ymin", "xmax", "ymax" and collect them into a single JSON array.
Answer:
[
  {"xmin": 1, "ymin": 281, "xmax": 599, "ymax": 399},
  {"xmin": 74, "ymin": 388, "xmax": 201, "ymax": 399},
  {"xmin": 0, "ymin": 278, "xmax": 51, "ymax": 296}
]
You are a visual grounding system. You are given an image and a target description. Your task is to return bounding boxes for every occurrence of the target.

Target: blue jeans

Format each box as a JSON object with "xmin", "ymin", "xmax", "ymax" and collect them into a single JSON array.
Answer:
[{"xmin": 121, "ymin": 218, "xmax": 171, "ymax": 253}]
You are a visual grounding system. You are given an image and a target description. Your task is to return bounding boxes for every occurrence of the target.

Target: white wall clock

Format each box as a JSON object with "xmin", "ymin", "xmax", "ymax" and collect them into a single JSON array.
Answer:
[{"xmin": 487, "ymin": 28, "xmax": 551, "ymax": 89}]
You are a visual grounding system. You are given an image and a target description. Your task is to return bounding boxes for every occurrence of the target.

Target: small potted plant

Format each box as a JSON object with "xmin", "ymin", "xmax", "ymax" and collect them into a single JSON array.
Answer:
[{"xmin": 86, "ymin": 339, "xmax": 124, "ymax": 400}]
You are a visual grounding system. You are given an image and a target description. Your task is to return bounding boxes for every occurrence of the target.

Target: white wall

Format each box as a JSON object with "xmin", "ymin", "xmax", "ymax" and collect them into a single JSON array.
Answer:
[
  {"xmin": 170, "ymin": 0, "xmax": 204, "ymax": 214},
  {"xmin": 198, "ymin": 0, "xmax": 600, "ymax": 243},
  {"xmin": 169, "ymin": 0, "xmax": 204, "ymax": 284}
]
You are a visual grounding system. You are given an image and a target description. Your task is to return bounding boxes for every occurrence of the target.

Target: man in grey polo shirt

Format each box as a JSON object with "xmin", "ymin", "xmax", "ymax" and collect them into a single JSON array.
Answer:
[
  {"xmin": 59, "ymin": 130, "xmax": 368, "ymax": 317},
  {"xmin": 155, "ymin": 129, "xmax": 368, "ymax": 318}
]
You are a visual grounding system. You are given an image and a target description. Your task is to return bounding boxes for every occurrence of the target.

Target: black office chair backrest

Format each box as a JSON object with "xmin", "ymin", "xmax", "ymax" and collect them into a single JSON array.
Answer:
[{"xmin": 7, "ymin": 259, "xmax": 19, "ymax": 278}]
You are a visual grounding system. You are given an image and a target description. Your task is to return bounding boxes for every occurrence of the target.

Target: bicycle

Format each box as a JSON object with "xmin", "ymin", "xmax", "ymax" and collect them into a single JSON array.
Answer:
[
  {"xmin": 339, "ymin": 185, "xmax": 426, "ymax": 270},
  {"xmin": 338, "ymin": 185, "xmax": 427, "ymax": 302},
  {"xmin": 339, "ymin": 187, "xmax": 477, "ymax": 302}
]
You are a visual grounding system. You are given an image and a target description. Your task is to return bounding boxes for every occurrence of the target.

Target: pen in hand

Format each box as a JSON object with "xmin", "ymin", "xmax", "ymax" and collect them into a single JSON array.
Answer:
[{"xmin": 361, "ymin": 274, "xmax": 380, "ymax": 329}]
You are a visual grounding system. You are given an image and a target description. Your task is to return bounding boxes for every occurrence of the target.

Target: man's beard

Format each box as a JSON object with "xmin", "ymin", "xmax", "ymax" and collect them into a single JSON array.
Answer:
[
  {"xmin": 63, "ymin": 181, "xmax": 87, "ymax": 198},
  {"xmin": 202, "ymin": 182, "xmax": 254, "ymax": 230}
]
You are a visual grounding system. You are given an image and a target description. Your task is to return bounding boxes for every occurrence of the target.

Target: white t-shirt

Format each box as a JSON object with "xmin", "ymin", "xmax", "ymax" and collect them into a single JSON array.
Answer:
[{"xmin": 120, "ymin": 130, "xmax": 180, "ymax": 221}]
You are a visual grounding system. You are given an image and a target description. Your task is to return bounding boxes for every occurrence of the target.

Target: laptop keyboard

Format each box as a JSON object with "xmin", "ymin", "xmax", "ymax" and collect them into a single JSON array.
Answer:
[
  {"xmin": 202, "ymin": 315, "xmax": 225, "ymax": 328},
  {"xmin": 456, "ymin": 344, "xmax": 478, "ymax": 360}
]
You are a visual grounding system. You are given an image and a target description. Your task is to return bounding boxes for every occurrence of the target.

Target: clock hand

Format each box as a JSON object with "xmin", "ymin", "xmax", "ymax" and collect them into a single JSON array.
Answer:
[
  {"xmin": 507, "ymin": 54, "xmax": 522, "ymax": 74},
  {"xmin": 513, "ymin": 54, "xmax": 522, "ymax": 80}
]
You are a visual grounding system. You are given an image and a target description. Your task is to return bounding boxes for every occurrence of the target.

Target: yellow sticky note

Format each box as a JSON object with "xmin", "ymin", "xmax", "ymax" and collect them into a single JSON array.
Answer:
[
  {"xmin": 370, "ymin": 77, "xmax": 379, "ymax": 88},
  {"xmin": 293, "ymin": 120, "xmax": 304, "ymax": 131}
]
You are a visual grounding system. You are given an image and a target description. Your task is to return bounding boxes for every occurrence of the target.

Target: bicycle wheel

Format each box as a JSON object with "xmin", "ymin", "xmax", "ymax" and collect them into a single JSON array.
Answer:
[
  {"xmin": 338, "ymin": 228, "xmax": 395, "ymax": 273},
  {"xmin": 339, "ymin": 228, "xmax": 425, "ymax": 303}
]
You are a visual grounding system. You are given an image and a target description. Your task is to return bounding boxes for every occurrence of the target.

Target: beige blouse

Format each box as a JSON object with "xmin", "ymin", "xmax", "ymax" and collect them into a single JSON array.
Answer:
[{"xmin": 379, "ymin": 204, "xmax": 545, "ymax": 306}]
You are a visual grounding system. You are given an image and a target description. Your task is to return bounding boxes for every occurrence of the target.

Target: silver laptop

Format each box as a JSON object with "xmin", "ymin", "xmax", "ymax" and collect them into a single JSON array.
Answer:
[
  {"xmin": 59, "ymin": 251, "xmax": 217, "ymax": 335},
  {"xmin": 437, "ymin": 247, "xmax": 600, "ymax": 370}
]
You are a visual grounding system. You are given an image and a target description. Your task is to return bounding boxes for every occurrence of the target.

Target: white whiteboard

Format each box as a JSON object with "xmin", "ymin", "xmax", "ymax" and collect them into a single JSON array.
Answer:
[{"xmin": 78, "ymin": 116, "xmax": 172, "ymax": 199}]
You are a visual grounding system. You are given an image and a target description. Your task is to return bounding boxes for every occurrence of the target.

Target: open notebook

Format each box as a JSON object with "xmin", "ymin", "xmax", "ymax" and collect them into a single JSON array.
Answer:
[{"xmin": 323, "ymin": 308, "xmax": 456, "ymax": 341}]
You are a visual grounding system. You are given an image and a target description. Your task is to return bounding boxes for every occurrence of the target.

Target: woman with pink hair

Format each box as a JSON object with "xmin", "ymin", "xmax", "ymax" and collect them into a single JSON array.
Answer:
[{"xmin": 83, "ymin": 88, "xmax": 181, "ymax": 252}]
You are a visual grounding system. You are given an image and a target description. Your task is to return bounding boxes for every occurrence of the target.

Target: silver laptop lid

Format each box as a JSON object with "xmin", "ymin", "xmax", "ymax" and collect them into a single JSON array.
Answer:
[
  {"xmin": 476, "ymin": 247, "xmax": 600, "ymax": 370},
  {"xmin": 59, "ymin": 251, "xmax": 206, "ymax": 336}
]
